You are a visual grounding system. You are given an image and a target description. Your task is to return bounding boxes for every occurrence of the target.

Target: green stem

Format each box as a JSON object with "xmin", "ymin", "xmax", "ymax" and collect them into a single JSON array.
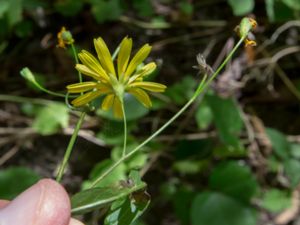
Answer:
[
  {"xmin": 71, "ymin": 43, "xmax": 82, "ymax": 83},
  {"xmin": 56, "ymin": 112, "xmax": 86, "ymax": 182},
  {"xmin": 121, "ymin": 102, "xmax": 127, "ymax": 157},
  {"xmin": 90, "ymin": 37, "xmax": 245, "ymax": 188}
]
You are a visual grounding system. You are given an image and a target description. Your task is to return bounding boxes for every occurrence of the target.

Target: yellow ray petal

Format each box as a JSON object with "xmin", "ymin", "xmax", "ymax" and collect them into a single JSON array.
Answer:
[
  {"xmin": 75, "ymin": 64, "xmax": 109, "ymax": 82},
  {"xmin": 118, "ymin": 37, "xmax": 132, "ymax": 78},
  {"xmin": 66, "ymin": 82, "xmax": 98, "ymax": 93},
  {"xmin": 78, "ymin": 50, "xmax": 109, "ymax": 81},
  {"xmin": 128, "ymin": 88, "xmax": 152, "ymax": 108},
  {"xmin": 71, "ymin": 91, "xmax": 102, "ymax": 107},
  {"xmin": 128, "ymin": 62, "xmax": 157, "ymax": 84},
  {"xmin": 128, "ymin": 81, "xmax": 166, "ymax": 92},
  {"xmin": 113, "ymin": 96, "xmax": 123, "ymax": 118},
  {"xmin": 94, "ymin": 38, "xmax": 116, "ymax": 76},
  {"xmin": 101, "ymin": 94, "xmax": 115, "ymax": 111},
  {"xmin": 124, "ymin": 44, "xmax": 152, "ymax": 78}
]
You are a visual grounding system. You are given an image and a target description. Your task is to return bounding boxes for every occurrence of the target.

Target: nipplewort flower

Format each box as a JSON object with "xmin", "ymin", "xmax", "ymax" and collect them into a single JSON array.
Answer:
[
  {"xmin": 67, "ymin": 37, "xmax": 166, "ymax": 118},
  {"xmin": 235, "ymin": 17, "xmax": 257, "ymax": 47}
]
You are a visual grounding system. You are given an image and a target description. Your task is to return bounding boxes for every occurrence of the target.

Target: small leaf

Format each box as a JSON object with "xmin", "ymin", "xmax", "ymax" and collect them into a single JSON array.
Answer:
[
  {"xmin": 195, "ymin": 100, "xmax": 213, "ymax": 130},
  {"xmin": 191, "ymin": 192, "xmax": 257, "ymax": 225},
  {"xmin": 227, "ymin": 0, "xmax": 254, "ymax": 16},
  {"xmin": 284, "ymin": 158, "xmax": 300, "ymax": 188},
  {"xmin": 132, "ymin": 0, "xmax": 154, "ymax": 17},
  {"xmin": 207, "ymin": 93, "xmax": 244, "ymax": 148},
  {"xmin": 82, "ymin": 159, "xmax": 126, "ymax": 189},
  {"xmin": 104, "ymin": 192, "xmax": 150, "ymax": 225},
  {"xmin": 290, "ymin": 143, "xmax": 300, "ymax": 159},
  {"xmin": 71, "ymin": 178, "xmax": 147, "ymax": 215},
  {"xmin": 266, "ymin": 128, "xmax": 290, "ymax": 160},
  {"xmin": 7, "ymin": 0, "xmax": 23, "ymax": 26},
  {"xmin": 0, "ymin": 167, "xmax": 40, "ymax": 200},
  {"xmin": 266, "ymin": 0, "xmax": 295, "ymax": 22},
  {"xmin": 90, "ymin": 0, "xmax": 123, "ymax": 23},
  {"xmin": 209, "ymin": 161, "xmax": 258, "ymax": 203},
  {"xmin": 261, "ymin": 189, "xmax": 291, "ymax": 212},
  {"xmin": 32, "ymin": 103, "xmax": 69, "ymax": 135}
]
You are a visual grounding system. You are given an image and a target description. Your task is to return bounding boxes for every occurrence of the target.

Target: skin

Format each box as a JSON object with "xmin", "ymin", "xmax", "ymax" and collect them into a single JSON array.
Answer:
[{"xmin": 0, "ymin": 179, "xmax": 84, "ymax": 225}]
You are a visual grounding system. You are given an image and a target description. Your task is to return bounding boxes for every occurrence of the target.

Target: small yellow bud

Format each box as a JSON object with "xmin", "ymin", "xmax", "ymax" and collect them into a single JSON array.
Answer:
[{"xmin": 57, "ymin": 27, "xmax": 74, "ymax": 48}]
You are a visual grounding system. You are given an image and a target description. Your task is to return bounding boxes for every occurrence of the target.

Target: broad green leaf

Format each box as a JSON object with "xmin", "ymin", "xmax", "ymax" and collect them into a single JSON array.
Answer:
[
  {"xmin": 191, "ymin": 192, "xmax": 257, "ymax": 225},
  {"xmin": 195, "ymin": 100, "xmax": 213, "ymax": 130},
  {"xmin": 265, "ymin": 0, "xmax": 295, "ymax": 22},
  {"xmin": 266, "ymin": 128, "xmax": 290, "ymax": 160},
  {"xmin": 0, "ymin": 167, "xmax": 40, "ymax": 200},
  {"xmin": 90, "ymin": 0, "xmax": 123, "ymax": 23},
  {"xmin": 284, "ymin": 158, "xmax": 300, "ymax": 187},
  {"xmin": 227, "ymin": 0, "xmax": 254, "ymax": 16},
  {"xmin": 209, "ymin": 161, "xmax": 258, "ymax": 203},
  {"xmin": 32, "ymin": 103, "xmax": 69, "ymax": 135},
  {"xmin": 165, "ymin": 76, "xmax": 196, "ymax": 105},
  {"xmin": 104, "ymin": 192, "xmax": 150, "ymax": 225},
  {"xmin": 175, "ymin": 139, "xmax": 213, "ymax": 160},
  {"xmin": 207, "ymin": 94, "xmax": 244, "ymax": 148},
  {"xmin": 72, "ymin": 171, "xmax": 147, "ymax": 215},
  {"xmin": 97, "ymin": 94, "xmax": 149, "ymax": 121},
  {"xmin": 261, "ymin": 189, "xmax": 291, "ymax": 212},
  {"xmin": 282, "ymin": 0, "xmax": 300, "ymax": 10}
]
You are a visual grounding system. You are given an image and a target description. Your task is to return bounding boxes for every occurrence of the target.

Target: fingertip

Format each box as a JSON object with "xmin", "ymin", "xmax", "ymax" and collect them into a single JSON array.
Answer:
[{"xmin": 69, "ymin": 218, "xmax": 85, "ymax": 225}]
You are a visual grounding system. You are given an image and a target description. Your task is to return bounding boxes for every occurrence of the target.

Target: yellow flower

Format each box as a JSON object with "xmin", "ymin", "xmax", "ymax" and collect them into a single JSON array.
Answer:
[{"xmin": 67, "ymin": 37, "xmax": 166, "ymax": 118}]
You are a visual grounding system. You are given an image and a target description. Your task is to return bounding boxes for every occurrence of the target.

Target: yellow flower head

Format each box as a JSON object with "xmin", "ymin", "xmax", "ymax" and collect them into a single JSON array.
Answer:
[
  {"xmin": 57, "ymin": 27, "xmax": 74, "ymax": 48},
  {"xmin": 67, "ymin": 37, "xmax": 166, "ymax": 118}
]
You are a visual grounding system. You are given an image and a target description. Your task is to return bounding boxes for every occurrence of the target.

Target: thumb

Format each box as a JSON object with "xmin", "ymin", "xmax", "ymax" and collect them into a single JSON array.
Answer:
[{"xmin": 0, "ymin": 179, "xmax": 72, "ymax": 225}]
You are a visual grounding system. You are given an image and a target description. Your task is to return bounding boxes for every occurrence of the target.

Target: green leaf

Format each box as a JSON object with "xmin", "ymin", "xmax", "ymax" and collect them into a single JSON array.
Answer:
[
  {"xmin": 104, "ymin": 192, "xmax": 150, "ymax": 225},
  {"xmin": 284, "ymin": 158, "xmax": 300, "ymax": 188},
  {"xmin": 191, "ymin": 192, "xmax": 257, "ymax": 225},
  {"xmin": 54, "ymin": 0, "xmax": 83, "ymax": 17},
  {"xmin": 132, "ymin": 0, "xmax": 154, "ymax": 17},
  {"xmin": 290, "ymin": 143, "xmax": 300, "ymax": 159},
  {"xmin": 71, "ymin": 171, "xmax": 147, "ymax": 215},
  {"xmin": 209, "ymin": 161, "xmax": 258, "ymax": 203},
  {"xmin": 179, "ymin": 1, "xmax": 194, "ymax": 15},
  {"xmin": 227, "ymin": 0, "xmax": 254, "ymax": 16},
  {"xmin": 281, "ymin": 0, "xmax": 300, "ymax": 10},
  {"xmin": 207, "ymin": 93, "xmax": 244, "ymax": 148},
  {"xmin": 173, "ymin": 160, "xmax": 208, "ymax": 175},
  {"xmin": 82, "ymin": 159, "xmax": 126, "ymax": 189},
  {"xmin": 7, "ymin": 0, "xmax": 23, "ymax": 26},
  {"xmin": 265, "ymin": 0, "xmax": 295, "ymax": 22},
  {"xmin": 195, "ymin": 100, "xmax": 213, "ymax": 130},
  {"xmin": 261, "ymin": 189, "xmax": 291, "ymax": 212},
  {"xmin": 213, "ymin": 145, "xmax": 246, "ymax": 158},
  {"xmin": 97, "ymin": 94, "xmax": 149, "ymax": 121},
  {"xmin": 32, "ymin": 103, "xmax": 69, "ymax": 135},
  {"xmin": 266, "ymin": 128, "xmax": 290, "ymax": 160},
  {"xmin": 165, "ymin": 76, "xmax": 197, "ymax": 105},
  {"xmin": 90, "ymin": 0, "xmax": 123, "ymax": 23},
  {"xmin": 172, "ymin": 186, "xmax": 194, "ymax": 225},
  {"xmin": 0, "ymin": 167, "xmax": 40, "ymax": 200},
  {"xmin": 0, "ymin": 0, "xmax": 9, "ymax": 18}
]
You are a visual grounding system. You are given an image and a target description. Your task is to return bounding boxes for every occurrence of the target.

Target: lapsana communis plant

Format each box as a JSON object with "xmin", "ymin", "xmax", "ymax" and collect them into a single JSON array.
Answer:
[{"xmin": 20, "ymin": 17, "xmax": 258, "ymax": 221}]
